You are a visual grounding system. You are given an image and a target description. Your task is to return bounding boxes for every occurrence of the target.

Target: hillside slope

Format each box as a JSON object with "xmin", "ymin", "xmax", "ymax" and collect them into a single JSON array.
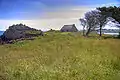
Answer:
[
  {"xmin": 0, "ymin": 32, "xmax": 120, "ymax": 80},
  {"xmin": 1, "ymin": 24, "xmax": 43, "ymax": 41}
]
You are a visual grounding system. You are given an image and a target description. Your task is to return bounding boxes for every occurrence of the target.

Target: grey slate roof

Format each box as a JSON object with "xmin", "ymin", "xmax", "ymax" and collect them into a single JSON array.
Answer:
[{"xmin": 61, "ymin": 24, "xmax": 78, "ymax": 32}]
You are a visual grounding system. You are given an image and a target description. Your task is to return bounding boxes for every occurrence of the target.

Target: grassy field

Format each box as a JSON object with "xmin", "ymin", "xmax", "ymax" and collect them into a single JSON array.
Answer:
[{"xmin": 0, "ymin": 32, "xmax": 120, "ymax": 80}]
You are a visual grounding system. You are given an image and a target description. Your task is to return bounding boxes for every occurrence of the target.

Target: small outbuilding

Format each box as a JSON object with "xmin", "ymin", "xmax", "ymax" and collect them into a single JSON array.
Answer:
[{"xmin": 61, "ymin": 24, "xmax": 78, "ymax": 32}]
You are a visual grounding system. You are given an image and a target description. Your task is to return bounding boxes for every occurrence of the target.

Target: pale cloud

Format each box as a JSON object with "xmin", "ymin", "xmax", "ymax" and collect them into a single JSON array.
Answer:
[
  {"xmin": 88, "ymin": 1, "xmax": 120, "ymax": 8},
  {"xmin": 0, "ymin": 6, "xmax": 89, "ymax": 31},
  {"xmin": 0, "ymin": 18, "xmax": 83, "ymax": 31},
  {"xmin": 1, "ymin": 2, "xmax": 119, "ymax": 31},
  {"xmin": 99, "ymin": 2, "xmax": 120, "ymax": 7}
]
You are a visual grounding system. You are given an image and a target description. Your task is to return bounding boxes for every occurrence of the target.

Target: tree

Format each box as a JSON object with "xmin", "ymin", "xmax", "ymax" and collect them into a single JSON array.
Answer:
[
  {"xmin": 88, "ymin": 9, "xmax": 113, "ymax": 36},
  {"xmin": 80, "ymin": 6, "xmax": 120, "ymax": 37},
  {"xmin": 79, "ymin": 18, "xmax": 86, "ymax": 36},
  {"xmin": 84, "ymin": 10, "xmax": 100, "ymax": 36},
  {"xmin": 96, "ymin": 11, "xmax": 109, "ymax": 36},
  {"xmin": 97, "ymin": 6, "xmax": 120, "ymax": 23},
  {"xmin": 97, "ymin": 15, "xmax": 119, "ymax": 36}
]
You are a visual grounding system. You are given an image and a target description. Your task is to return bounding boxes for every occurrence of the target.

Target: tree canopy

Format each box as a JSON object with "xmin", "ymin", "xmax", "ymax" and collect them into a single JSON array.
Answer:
[{"xmin": 97, "ymin": 6, "xmax": 120, "ymax": 23}]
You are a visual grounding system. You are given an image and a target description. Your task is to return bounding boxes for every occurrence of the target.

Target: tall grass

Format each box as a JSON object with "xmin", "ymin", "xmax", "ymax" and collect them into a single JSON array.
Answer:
[{"xmin": 0, "ymin": 32, "xmax": 120, "ymax": 80}]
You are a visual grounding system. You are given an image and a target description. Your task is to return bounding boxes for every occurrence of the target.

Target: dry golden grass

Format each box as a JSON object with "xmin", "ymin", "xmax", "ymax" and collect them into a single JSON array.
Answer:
[{"xmin": 0, "ymin": 32, "xmax": 120, "ymax": 80}]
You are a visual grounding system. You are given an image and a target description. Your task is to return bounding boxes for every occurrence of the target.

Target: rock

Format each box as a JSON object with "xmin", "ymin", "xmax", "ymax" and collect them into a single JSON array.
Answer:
[{"xmin": 1, "ymin": 23, "xmax": 43, "ymax": 41}]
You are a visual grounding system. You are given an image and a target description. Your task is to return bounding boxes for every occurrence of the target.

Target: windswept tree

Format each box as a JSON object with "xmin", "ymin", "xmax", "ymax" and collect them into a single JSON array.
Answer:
[
  {"xmin": 96, "ymin": 9, "xmax": 115, "ymax": 36},
  {"xmin": 84, "ymin": 10, "xmax": 114, "ymax": 36},
  {"xmin": 97, "ymin": 6, "xmax": 120, "ymax": 36},
  {"xmin": 84, "ymin": 10, "xmax": 100, "ymax": 36},
  {"xmin": 97, "ymin": 12, "xmax": 120, "ymax": 36},
  {"xmin": 79, "ymin": 18, "xmax": 86, "ymax": 36},
  {"xmin": 96, "ymin": 11, "xmax": 108, "ymax": 36},
  {"xmin": 97, "ymin": 6, "xmax": 120, "ymax": 23},
  {"xmin": 80, "ymin": 8, "xmax": 119, "ymax": 37}
]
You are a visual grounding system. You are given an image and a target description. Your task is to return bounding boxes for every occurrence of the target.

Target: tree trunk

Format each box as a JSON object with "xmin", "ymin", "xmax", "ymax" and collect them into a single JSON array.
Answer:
[
  {"xmin": 99, "ymin": 25, "xmax": 102, "ymax": 36},
  {"xmin": 85, "ymin": 27, "xmax": 91, "ymax": 36},
  {"xmin": 83, "ymin": 26, "xmax": 85, "ymax": 36}
]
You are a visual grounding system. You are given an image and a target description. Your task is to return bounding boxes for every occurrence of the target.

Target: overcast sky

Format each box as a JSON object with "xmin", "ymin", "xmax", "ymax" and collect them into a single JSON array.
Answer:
[{"xmin": 0, "ymin": 0, "xmax": 120, "ymax": 31}]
